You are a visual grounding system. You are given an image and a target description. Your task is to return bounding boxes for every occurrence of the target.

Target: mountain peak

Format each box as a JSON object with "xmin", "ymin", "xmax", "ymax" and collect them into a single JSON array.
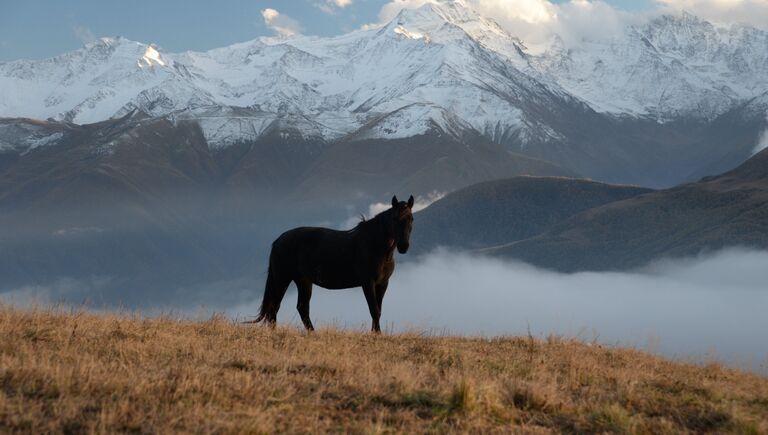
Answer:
[
  {"xmin": 400, "ymin": 0, "xmax": 482, "ymax": 26},
  {"xmin": 82, "ymin": 36, "xmax": 134, "ymax": 50},
  {"xmin": 385, "ymin": 0, "xmax": 511, "ymax": 46},
  {"xmin": 79, "ymin": 36, "xmax": 146, "ymax": 58},
  {"xmin": 649, "ymin": 10, "xmax": 715, "ymax": 31},
  {"xmin": 680, "ymin": 10, "xmax": 699, "ymax": 21},
  {"xmin": 80, "ymin": 37, "xmax": 168, "ymax": 69}
]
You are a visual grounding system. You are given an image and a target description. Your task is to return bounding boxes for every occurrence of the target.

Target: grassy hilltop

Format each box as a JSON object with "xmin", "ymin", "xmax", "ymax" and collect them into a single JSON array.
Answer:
[{"xmin": 0, "ymin": 305, "xmax": 766, "ymax": 433}]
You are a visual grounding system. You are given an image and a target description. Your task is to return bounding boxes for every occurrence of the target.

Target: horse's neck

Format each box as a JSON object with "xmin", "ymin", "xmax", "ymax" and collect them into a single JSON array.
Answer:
[{"xmin": 360, "ymin": 212, "xmax": 395, "ymax": 256}]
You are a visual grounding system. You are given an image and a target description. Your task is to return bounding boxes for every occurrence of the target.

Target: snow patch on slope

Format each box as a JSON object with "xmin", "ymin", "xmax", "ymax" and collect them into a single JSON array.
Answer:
[
  {"xmin": 138, "ymin": 45, "xmax": 166, "ymax": 68},
  {"xmin": 354, "ymin": 104, "xmax": 476, "ymax": 140},
  {"xmin": 393, "ymin": 25, "xmax": 431, "ymax": 42},
  {"xmin": 0, "ymin": 122, "xmax": 65, "ymax": 153}
]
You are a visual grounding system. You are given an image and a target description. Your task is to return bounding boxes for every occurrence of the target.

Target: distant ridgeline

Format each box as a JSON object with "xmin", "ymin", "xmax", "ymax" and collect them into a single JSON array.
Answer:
[{"xmin": 414, "ymin": 148, "xmax": 768, "ymax": 271}]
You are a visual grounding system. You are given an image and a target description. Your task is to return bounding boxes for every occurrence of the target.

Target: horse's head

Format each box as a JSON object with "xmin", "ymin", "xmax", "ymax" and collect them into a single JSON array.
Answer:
[{"xmin": 390, "ymin": 195, "xmax": 414, "ymax": 254}]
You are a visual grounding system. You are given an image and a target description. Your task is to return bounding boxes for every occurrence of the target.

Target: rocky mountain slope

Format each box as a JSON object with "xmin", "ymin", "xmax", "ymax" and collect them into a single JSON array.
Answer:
[
  {"xmin": 487, "ymin": 147, "xmax": 768, "ymax": 271},
  {"xmin": 0, "ymin": 113, "xmax": 572, "ymax": 213}
]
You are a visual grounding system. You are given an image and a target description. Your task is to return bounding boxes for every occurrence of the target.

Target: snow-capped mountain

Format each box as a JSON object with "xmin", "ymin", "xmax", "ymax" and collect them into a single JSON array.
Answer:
[
  {"xmin": 2, "ymin": 0, "xmax": 768, "ymax": 192},
  {"xmin": 0, "ymin": 1, "xmax": 558, "ymax": 148},
  {"xmin": 3, "ymin": 0, "xmax": 766, "ymax": 149}
]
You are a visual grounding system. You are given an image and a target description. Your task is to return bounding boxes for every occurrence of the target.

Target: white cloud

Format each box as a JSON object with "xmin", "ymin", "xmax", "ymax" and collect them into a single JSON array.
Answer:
[
  {"xmin": 317, "ymin": 3, "xmax": 335, "ymax": 14},
  {"xmin": 554, "ymin": 0, "xmax": 640, "ymax": 44},
  {"xmin": 73, "ymin": 25, "xmax": 97, "ymax": 44},
  {"xmin": 468, "ymin": 0, "xmax": 563, "ymax": 47},
  {"xmin": 472, "ymin": 0, "xmax": 558, "ymax": 24},
  {"xmin": 261, "ymin": 8, "xmax": 302, "ymax": 37},
  {"xmin": 756, "ymin": 132, "xmax": 768, "ymax": 155},
  {"xmin": 340, "ymin": 191, "xmax": 445, "ymax": 229},
  {"xmin": 367, "ymin": 0, "xmax": 768, "ymax": 49},
  {"xmin": 368, "ymin": 0, "xmax": 633, "ymax": 47},
  {"xmin": 656, "ymin": 0, "xmax": 768, "ymax": 28},
  {"xmin": 375, "ymin": 0, "xmax": 435, "ymax": 23},
  {"xmin": 317, "ymin": 0, "xmax": 354, "ymax": 14},
  {"xmin": 370, "ymin": 0, "xmax": 569, "ymax": 28},
  {"xmin": 753, "ymin": 114, "xmax": 768, "ymax": 155}
]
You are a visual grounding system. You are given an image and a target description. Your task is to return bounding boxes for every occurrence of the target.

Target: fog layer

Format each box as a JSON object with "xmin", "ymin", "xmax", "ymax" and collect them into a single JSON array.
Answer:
[
  {"xmin": 4, "ymin": 244, "xmax": 766, "ymax": 372},
  {"xmin": 230, "ymin": 248, "xmax": 768, "ymax": 372}
]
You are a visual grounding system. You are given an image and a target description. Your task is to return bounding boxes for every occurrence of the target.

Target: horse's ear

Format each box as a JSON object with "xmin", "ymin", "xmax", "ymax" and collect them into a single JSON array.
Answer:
[
  {"xmin": 392, "ymin": 195, "xmax": 398, "ymax": 207},
  {"xmin": 407, "ymin": 195, "xmax": 414, "ymax": 209}
]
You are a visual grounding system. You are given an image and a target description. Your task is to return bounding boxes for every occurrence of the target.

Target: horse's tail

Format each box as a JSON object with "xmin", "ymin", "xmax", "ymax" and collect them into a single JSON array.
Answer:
[
  {"xmin": 243, "ymin": 248, "xmax": 282, "ymax": 324},
  {"xmin": 257, "ymin": 264, "xmax": 278, "ymax": 323}
]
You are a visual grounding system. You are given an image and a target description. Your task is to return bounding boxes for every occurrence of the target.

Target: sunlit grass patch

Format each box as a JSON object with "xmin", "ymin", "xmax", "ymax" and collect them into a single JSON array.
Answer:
[{"xmin": 0, "ymin": 304, "xmax": 766, "ymax": 433}]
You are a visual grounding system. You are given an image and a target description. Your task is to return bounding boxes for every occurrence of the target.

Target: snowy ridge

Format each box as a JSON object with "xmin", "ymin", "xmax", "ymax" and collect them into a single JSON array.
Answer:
[
  {"xmin": 536, "ymin": 12, "xmax": 768, "ymax": 120},
  {"xmin": 2, "ymin": 1, "xmax": 768, "ymax": 147}
]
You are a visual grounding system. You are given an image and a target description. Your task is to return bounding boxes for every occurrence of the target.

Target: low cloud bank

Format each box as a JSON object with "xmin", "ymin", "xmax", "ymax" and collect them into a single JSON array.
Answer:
[
  {"xmin": 3, "ymin": 246, "xmax": 766, "ymax": 372},
  {"xmin": 753, "ymin": 115, "xmax": 768, "ymax": 155},
  {"xmin": 230, "ymin": 248, "xmax": 768, "ymax": 372}
]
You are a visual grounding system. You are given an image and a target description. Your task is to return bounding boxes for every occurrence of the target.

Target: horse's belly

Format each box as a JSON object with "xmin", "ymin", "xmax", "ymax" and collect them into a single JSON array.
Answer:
[{"xmin": 313, "ymin": 276, "xmax": 360, "ymax": 290}]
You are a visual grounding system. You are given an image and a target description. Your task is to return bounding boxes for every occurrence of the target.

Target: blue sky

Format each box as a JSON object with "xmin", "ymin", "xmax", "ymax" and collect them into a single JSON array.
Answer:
[{"xmin": 0, "ymin": 0, "xmax": 658, "ymax": 61}]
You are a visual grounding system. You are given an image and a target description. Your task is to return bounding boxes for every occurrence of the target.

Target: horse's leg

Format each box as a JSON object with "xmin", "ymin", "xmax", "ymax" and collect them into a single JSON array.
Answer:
[
  {"xmin": 362, "ymin": 281, "xmax": 381, "ymax": 333},
  {"xmin": 295, "ymin": 277, "xmax": 314, "ymax": 331},
  {"xmin": 376, "ymin": 280, "xmax": 389, "ymax": 326}
]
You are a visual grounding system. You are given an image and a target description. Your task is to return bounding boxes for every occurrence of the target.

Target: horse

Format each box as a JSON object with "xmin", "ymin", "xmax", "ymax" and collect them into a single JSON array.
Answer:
[{"xmin": 246, "ymin": 195, "xmax": 415, "ymax": 333}]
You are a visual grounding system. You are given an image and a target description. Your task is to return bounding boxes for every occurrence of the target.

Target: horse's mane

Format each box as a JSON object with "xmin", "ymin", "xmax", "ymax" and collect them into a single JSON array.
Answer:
[{"xmin": 352, "ymin": 207, "xmax": 392, "ymax": 232}]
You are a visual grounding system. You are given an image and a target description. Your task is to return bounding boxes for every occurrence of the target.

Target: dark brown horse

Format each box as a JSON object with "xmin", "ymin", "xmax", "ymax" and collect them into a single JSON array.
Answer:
[{"xmin": 248, "ymin": 195, "xmax": 414, "ymax": 332}]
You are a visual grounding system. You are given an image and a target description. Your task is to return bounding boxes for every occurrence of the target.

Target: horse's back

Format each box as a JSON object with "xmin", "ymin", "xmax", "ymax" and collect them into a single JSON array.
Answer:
[{"xmin": 273, "ymin": 226, "xmax": 349, "ymax": 250}]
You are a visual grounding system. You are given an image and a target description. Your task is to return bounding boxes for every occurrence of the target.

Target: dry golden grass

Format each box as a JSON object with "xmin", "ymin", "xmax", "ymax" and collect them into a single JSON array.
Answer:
[{"xmin": 0, "ymin": 304, "xmax": 766, "ymax": 434}]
